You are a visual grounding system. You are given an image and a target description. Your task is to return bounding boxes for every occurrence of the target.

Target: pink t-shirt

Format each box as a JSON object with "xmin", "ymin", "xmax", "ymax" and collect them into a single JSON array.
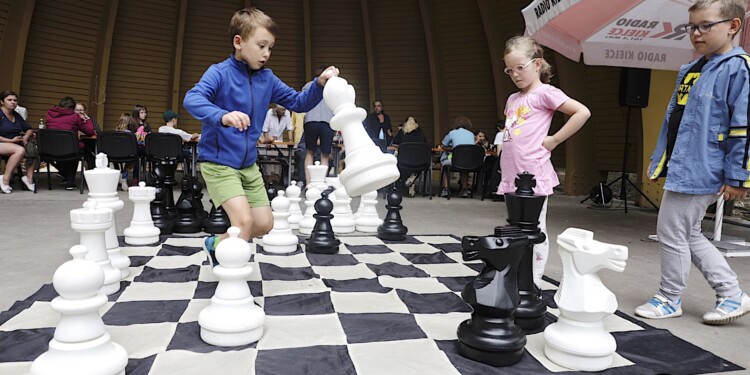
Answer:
[{"xmin": 498, "ymin": 84, "xmax": 569, "ymax": 196}]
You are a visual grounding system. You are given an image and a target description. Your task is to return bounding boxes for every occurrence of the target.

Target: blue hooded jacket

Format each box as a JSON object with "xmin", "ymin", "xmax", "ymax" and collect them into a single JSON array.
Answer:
[
  {"xmin": 184, "ymin": 55, "xmax": 323, "ymax": 169},
  {"xmin": 648, "ymin": 47, "xmax": 750, "ymax": 194}
]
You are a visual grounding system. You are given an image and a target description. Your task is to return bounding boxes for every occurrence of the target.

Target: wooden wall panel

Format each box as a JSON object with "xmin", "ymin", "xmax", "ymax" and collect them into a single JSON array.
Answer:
[
  {"xmin": 252, "ymin": 0, "xmax": 306, "ymax": 91},
  {"xmin": 433, "ymin": 0, "xmax": 497, "ymax": 139},
  {"xmin": 178, "ymin": 0, "xmax": 242, "ymax": 133},
  {"xmin": 310, "ymin": 0, "xmax": 369, "ymax": 109},
  {"xmin": 104, "ymin": 0, "xmax": 178, "ymax": 130},
  {"xmin": 371, "ymin": 0, "xmax": 434, "ymax": 141},
  {"xmin": 19, "ymin": 0, "xmax": 102, "ymax": 122},
  {"xmin": 584, "ymin": 65, "xmax": 639, "ymax": 172},
  {"xmin": 0, "ymin": 0, "xmax": 10, "ymax": 45}
]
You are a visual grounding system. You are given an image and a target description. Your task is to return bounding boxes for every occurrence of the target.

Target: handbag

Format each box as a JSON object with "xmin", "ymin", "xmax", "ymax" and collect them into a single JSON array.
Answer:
[{"xmin": 24, "ymin": 139, "xmax": 39, "ymax": 159}]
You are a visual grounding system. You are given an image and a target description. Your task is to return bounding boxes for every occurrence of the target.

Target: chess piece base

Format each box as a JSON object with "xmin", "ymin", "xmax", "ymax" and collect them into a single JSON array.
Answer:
[
  {"xmin": 305, "ymin": 237, "xmax": 340, "ymax": 254},
  {"xmin": 339, "ymin": 157, "xmax": 400, "ymax": 198},
  {"xmin": 377, "ymin": 226, "xmax": 407, "ymax": 241},
  {"xmin": 515, "ymin": 289, "xmax": 546, "ymax": 332},
  {"xmin": 457, "ymin": 317, "xmax": 526, "ymax": 367},
  {"xmin": 199, "ymin": 297, "xmax": 265, "ymax": 347},
  {"xmin": 262, "ymin": 241, "xmax": 299, "ymax": 254},
  {"xmin": 30, "ymin": 333, "xmax": 128, "ymax": 375},
  {"xmin": 543, "ymin": 317, "xmax": 615, "ymax": 371},
  {"xmin": 123, "ymin": 226, "xmax": 160, "ymax": 245}
]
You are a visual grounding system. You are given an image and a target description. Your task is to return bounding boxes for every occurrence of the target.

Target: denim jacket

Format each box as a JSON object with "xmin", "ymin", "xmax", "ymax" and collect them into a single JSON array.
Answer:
[{"xmin": 648, "ymin": 47, "xmax": 750, "ymax": 194}]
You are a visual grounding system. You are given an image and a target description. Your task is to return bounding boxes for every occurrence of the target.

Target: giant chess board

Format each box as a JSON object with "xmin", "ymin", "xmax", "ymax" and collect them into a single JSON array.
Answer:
[{"xmin": 0, "ymin": 234, "xmax": 742, "ymax": 374}]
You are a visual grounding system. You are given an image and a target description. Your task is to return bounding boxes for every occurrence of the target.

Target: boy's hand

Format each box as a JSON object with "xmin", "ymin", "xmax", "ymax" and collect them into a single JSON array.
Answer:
[
  {"xmin": 222, "ymin": 111, "xmax": 250, "ymax": 131},
  {"xmin": 719, "ymin": 184, "xmax": 748, "ymax": 201},
  {"xmin": 317, "ymin": 66, "xmax": 340, "ymax": 87}
]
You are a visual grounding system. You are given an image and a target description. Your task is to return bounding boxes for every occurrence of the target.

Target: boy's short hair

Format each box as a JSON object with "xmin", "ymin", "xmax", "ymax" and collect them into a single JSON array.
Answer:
[
  {"xmin": 689, "ymin": 0, "xmax": 747, "ymax": 21},
  {"xmin": 58, "ymin": 97, "xmax": 76, "ymax": 110},
  {"xmin": 229, "ymin": 7, "xmax": 278, "ymax": 47}
]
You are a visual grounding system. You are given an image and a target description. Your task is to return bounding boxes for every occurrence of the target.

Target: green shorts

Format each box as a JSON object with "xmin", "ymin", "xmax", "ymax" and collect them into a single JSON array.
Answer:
[{"xmin": 200, "ymin": 162, "xmax": 269, "ymax": 208}]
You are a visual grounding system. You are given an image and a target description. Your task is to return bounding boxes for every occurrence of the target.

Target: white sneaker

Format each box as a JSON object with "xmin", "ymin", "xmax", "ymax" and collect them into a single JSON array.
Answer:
[
  {"xmin": 120, "ymin": 178, "xmax": 129, "ymax": 192},
  {"xmin": 635, "ymin": 294, "xmax": 683, "ymax": 319},
  {"xmin": 0, "ymin": 175, "xmax": 11, "ymax": 194},
  {"xmin": 21, "ymin": 176, "xmax": 35, "ymax": 191},
  {"xmin": 702, "ymin": 293, "xmax": 750, "ymax": 325}
]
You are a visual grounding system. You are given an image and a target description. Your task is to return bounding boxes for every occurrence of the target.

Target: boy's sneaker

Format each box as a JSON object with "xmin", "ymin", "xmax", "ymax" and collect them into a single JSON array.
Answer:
[
  {"xmin": 202, "ymin": 235, "xmax": 219, "ymax": 267},
  {"xmin": 635, "ymin": 295, "xmax": 683, "ymax": 319},
  {"xmin": 702, "ymin": 292, "xmax": 750, "ymax": 325}
]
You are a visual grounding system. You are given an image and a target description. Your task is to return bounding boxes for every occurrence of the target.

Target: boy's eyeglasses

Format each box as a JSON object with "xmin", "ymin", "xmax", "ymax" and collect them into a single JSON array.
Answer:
[
  {"xmin": 680, "ymin": 18, "xmax": 734, "ymax": 34},
  {"xmin": 503, "ymin": 58, "xmax": 537, "ymax": 75}
]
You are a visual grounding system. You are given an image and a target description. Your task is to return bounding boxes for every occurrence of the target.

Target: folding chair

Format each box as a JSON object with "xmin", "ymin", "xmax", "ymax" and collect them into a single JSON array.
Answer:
[
  {"xmin": 441, "ymin": 144, "xmax": 484, "ymax": 200},
  {"xmin": 36, "ymin": 129, "xmax": 85, "ymax": 194},
  {"xmin": 396, "ymin": 142, "xmax": 433, "ymax": 199}
]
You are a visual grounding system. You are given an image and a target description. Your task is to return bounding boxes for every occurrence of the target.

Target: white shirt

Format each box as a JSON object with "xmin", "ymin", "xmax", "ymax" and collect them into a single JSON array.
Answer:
[
  {"xmin": 302, "ymin": 81, "xmax": 333, "ymax": 123},
  {"xmin": 15, "ymin": 105, "xmax": 28, "ymax": 121},
  {"xmin": 158, "ymin": 125, "xmax": 198, "ymax": 141},
  {"xmin": 262, "ymin": 108, "xmax": 293, "ymax": 139},
  {"xmin": 493, "ymin": 131, "xmax": 503, "ymax": 152}
]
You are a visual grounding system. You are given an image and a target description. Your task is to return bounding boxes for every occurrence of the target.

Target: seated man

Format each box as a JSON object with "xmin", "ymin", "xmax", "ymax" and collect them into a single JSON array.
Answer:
[{"xmin": 261, "ymin": 105, "xmax": 293, "ymax": 143}]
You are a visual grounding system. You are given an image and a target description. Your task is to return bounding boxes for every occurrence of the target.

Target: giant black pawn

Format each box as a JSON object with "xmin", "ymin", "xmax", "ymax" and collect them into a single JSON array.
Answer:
[
  {"xmin": 504, "ymin": 172, "xmax": 547, "ymax": 332},
  {"xmin": 457, "ymin": 227, "xmax": 528, "ymax": 367},
  {"xmin": 377, "ymin": 185, "xmax": 408, "ymax": 241},
  {"xmin": 173, "ymin": 176, "xmax": 202, "ymax": 233},
  {"xmin": 150, "ymin": 166, "xmax": 174, "ymax": 235},
  {"xmin": 305, "ymin": 187, "xmax": 340, "ymax": 254},
  {"xmin": 203, "ymin": 199, "xmax": 230, "ymax": 235},
  {"xmin": 191, "ymin": 177, "xmax": 207, "ymax": 221}
]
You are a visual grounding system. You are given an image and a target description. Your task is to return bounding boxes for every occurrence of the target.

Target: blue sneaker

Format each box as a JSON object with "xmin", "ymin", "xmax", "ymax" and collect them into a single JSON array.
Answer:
[
  {"xmin": 635, "ymin": 295, "xmax": 683, "ymax": 319},
  {"xmin": 703, "ymin": 292, "xmax": 750, "ymax": 326},
  {"xmin": 202, "ymin": 236, "xmax": 219, "ymax": 267}
]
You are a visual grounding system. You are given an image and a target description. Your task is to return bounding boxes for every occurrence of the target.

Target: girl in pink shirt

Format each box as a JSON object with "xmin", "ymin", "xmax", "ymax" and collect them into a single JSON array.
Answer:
[{"xmin": 499, "ymin": 36, "xmax": 591, "ymax": 287}]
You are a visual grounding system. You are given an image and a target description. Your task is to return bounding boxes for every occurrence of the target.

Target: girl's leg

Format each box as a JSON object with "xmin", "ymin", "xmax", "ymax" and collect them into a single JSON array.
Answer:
[{"xmin": 532, "ymin": 197, "xmax": 549, "ymax": 287}]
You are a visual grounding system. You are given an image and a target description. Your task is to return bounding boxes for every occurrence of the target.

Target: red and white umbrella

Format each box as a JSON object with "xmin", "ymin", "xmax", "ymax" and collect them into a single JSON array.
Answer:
[{"xmin": 522, "ymin": 0, "xmax": 750, "ymax": 70}]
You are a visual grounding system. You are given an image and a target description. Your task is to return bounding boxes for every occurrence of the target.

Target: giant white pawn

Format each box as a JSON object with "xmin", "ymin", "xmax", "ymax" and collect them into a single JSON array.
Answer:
[
  {"xmin": 286, "ymin": 181, "xmax": 304, "ymax": 230},
  {"xmin": 355, "ymin": 190, "xmax": 382, "ymax": 233},
  {"xmin": 124, "ymin": 181, "xmax": 160, "ymax": 245},
  {"xmin": 543, "ymin": 228, "xmax": 628, "ymax": 372},
  {"xmin": 85, "ymin": 153, "xmax": 130, "ymax": 279},
  {"xmin": 30, "ymin": 245, "xmax": 128, "ymax": 375},
  {"xmin": 331, "ymin": 184, "xmax": 355, "ymax": 234},
  {"xmin": 262, "ymin": 191, "xmax": 299, "ymax": 254},
  {"xmin": 199, "ymin": 227, "xmax": 265, "ymax": 346},
  {"xmin": 323, "ymin": 75, "xmax": 399, "ymax": 196},
  {"xmin": 70, "ymin": 201, "xmax": 121, "ymax": 295},
  {"xmin": 299, "ymin": 186, "xmax": 321, "ymax": 235},
  {"xmin": 307, "ymin": 161, "xmax": 328, "ymax": 191}
]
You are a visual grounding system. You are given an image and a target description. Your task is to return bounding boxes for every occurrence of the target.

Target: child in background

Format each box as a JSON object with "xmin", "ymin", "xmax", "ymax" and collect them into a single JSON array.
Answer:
[
  {"xmin": 184, "ymin": 7, "xmax": 337, "ymax": 264},
  {"xmin": 635, "ymin": 0, "xmax": 749, "ymax": 325},
  {"xmin": 498, "ymin": 35, "xmax": 590, "ymax": 288},
  {"xmin": 129, "ymin": 104, "xmax": 151, "ymax": 185},
  {"xmin": 115, "ymin": 113, "xmax": 135, "ymax": 190}
]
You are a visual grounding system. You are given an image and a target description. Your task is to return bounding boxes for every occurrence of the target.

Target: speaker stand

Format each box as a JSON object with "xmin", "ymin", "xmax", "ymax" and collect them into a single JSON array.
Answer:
[{"xmin": 581, "ymin": 106, "xmax": 659, "ymax": 213}]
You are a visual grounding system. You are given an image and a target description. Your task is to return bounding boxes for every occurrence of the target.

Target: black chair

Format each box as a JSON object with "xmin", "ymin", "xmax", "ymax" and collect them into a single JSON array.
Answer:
[
  {"xmin": 396, "ymin": 142, "xmax": 433, "ymax": 199},
  {"xmin": 441, "ymin": 144, "xmax": 485, "ymax": 200},
  {"xmin": 96, "ymin": 131, "xmax": 140, "ymax": 170},
  {"xmin": 145, "ymin": 133, "xmax": 184, "ymax": 180},
  {"xmin": 36, "ymin": 129, "xmax": 85, "ymax": 194}
]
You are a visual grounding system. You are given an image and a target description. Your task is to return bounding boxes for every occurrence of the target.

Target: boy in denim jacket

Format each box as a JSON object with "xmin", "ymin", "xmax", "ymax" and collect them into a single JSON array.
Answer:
[{"xmin": 636, "ymin": 0, "xmax": 749, "ymax": 325}]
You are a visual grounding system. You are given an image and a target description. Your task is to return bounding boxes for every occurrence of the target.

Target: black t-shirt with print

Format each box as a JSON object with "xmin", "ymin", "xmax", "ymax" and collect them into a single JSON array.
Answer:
[{"xmin": 664, "ymin": 57, "xmax": 708, "ymax": 172}]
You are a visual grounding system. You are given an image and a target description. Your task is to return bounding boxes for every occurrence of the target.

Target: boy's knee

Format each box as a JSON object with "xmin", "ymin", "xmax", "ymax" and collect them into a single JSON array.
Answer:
[{"xmin": 254, "ymin": 217, "xmax": 273, "ymax": 236}]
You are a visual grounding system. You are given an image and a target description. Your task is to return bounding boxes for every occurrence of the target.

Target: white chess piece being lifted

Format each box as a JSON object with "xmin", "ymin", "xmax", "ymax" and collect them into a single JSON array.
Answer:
[
  {"xmin": 323, "ymin": 76, "xmax": 399, "ymax": 197},
  {"xmin": 543, "ymin": 228, "xmax": 628, "ymax": 372}
]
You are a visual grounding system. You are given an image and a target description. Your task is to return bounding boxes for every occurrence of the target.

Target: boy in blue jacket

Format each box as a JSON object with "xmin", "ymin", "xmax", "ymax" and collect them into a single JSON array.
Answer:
[
  {"xmin": 184, "ymin": 7, "xmax": 338, "ymax": 262},
  {"xmin": 635, "ymin": 0, "xmax": 749, "ymax": 325}
]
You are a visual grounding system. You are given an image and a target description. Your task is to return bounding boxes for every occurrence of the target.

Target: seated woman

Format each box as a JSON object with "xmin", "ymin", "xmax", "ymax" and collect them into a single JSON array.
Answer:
[
  {"xmin": 392, "ymin": 117, "xmax": 427, "ymax": 197},
  {"xmin": 0, "ymin": 90, "xmax": 37, "ymax": 193},
  {"xmin": 45, "ymin": 96, "xmax": 96, "ymax": 190},
  {"xmin": 440, "ymin": 116, "xmax": 475, "ymax": 198}
]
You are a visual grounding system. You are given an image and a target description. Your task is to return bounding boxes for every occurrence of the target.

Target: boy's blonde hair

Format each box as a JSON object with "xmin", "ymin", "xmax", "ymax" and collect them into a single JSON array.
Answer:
[
  {"xmin": 229, "ymin": 7, "xmax": 278, "ymax": 47},
  {"xmin": 116, "ymin": 113, "xmax": 133, "ymax": 132},
  {"xmin": 689, "ymin": 0, "xmax": 747, "ymax": 21},
  {"xmin": 504, "ymin": 36, "xmax": 554, "ymax": 84}
]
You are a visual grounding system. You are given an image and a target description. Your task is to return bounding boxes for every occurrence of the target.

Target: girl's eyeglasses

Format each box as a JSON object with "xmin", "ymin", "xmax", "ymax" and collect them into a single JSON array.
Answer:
[{"xmin": 504, "ymin": 58, "xmax": 537, "ymax": 75}]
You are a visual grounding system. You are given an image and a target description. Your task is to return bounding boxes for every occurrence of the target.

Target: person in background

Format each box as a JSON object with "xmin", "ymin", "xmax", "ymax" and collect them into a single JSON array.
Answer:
[
  {"xmin": 115, "ymin": 113, "xmax": 136, "ymax": 191},
  {"xmin": 440, "ymin": 116, "xmax": 475, "ymax": 198},
  {"xmin": 475, "ymin": 130, "xmax": 490, "ymax": 150},
  {"xmin": 392, "ymin": 116, "xmax": 427, "ymax": 197},
  {"xmin": 303, "ymin": 65, "xmax": 335, "ymax": 186},
  {"xmin": 635, "ymin": 0, "xmax": 750, "ymax": 325},
  {"xmin": 75, "ymin": 102, "xmax": 100, "ymax": 170},
  {"xmin": 489, "ymin": 120, "xmax": 505, "ymax": 200},
  {"xmin": 0, "ymin": 90, "xmax": 36, "ymax": 193},
  {"xmin": 261, "ymin": 104, "xmax": 293, "ymax": 142},
  {"xmin": 363, "ymin": 100, "xmax": 392, "ymax": 150},
  {"xmin": 45, "ymin": 96, "xmax": 96, "ymax": 190},
  {"xmin": 158, "ymin": 110, "xmax": 199, "ymax": 176},
  {"xmin": 129, "ymin": 104, "xmax": 151, "ymax": 184}
]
